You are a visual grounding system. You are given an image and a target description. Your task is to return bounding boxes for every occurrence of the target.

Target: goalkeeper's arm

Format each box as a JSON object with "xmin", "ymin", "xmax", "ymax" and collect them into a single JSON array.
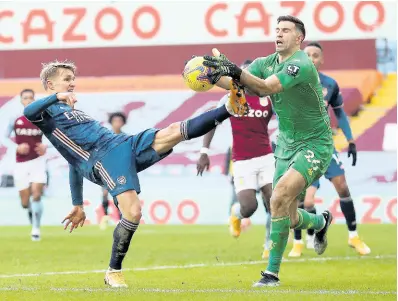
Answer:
[{"xmin": 216, "ymin": 76, "xmax": 232, "ymax": 90}]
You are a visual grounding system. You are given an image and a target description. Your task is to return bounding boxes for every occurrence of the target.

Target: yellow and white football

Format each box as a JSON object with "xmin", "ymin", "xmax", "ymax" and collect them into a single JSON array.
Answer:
[{"xmin": 182, "ymin": 56, "xmax": 214, "ymax": 92}]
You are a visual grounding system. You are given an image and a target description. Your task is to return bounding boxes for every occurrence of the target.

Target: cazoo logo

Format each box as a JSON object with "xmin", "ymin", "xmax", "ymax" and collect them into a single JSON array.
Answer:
[
  {"xmin": 234, "ymin": 109, "xmax": 269, "ymax": 118},
  {"xmin": 233, "ymin": 96, "xmax": 270, "ymax": 118},
  {"xmin": 245, "ymin": 109, "xmax": 269, "ymax": 118}
]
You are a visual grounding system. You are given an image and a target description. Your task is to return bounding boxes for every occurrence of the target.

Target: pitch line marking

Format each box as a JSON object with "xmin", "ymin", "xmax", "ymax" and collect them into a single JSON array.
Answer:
[
  {"xmin": 0, "ymin": 287, "xmax": 396, "ymax": 295},
  {"xmin": 0, "ymin": 254, "xmax": 395, "ymax": 279}
]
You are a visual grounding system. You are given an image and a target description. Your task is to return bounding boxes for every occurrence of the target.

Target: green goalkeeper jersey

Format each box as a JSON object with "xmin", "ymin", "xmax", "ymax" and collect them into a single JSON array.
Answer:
[{"xmin": 247, "ymin": 50, "xmax": 333, "ymax": 159}]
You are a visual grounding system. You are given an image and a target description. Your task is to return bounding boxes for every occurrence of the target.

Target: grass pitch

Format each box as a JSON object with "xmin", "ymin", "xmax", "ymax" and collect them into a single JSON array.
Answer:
[{"xmin": 0, "ymin": 224, "xmax": 396, "ymax": 301}]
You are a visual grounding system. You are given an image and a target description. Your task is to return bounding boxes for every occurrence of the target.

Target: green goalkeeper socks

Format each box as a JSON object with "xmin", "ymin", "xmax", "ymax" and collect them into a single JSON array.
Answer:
[
  {"xmin": 265, "ymin": 211, "xmax": 325, "ymax": 275},
  {"xmin": 266, "ymin": 216, "xmax": 291, "ymax": 274},
  {"xmin": 295, "ymin": 208, "xmax": 325, "ymax": 231}
]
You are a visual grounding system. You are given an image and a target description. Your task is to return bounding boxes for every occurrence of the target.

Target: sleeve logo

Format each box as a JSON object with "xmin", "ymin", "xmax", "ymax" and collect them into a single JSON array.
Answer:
[{"xmin": 286, "ymin": 64, "xmax": 300, "ymax": 77}]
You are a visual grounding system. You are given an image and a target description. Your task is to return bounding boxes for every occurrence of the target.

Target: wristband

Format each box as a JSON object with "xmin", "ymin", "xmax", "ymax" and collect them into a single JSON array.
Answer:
[{"xmin": 200, "ymin": 147, "xmax": 209, "ymax": 155}]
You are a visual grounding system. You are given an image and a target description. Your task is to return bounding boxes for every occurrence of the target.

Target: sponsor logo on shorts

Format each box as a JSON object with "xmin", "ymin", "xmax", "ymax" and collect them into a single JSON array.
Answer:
[
  {"xmin": 117, "ymin": 176, "xmax": 126, "ymax": 185},
  {"xmin": 308, "ymin": 168, "xmax": 313, "ymax": 176}
]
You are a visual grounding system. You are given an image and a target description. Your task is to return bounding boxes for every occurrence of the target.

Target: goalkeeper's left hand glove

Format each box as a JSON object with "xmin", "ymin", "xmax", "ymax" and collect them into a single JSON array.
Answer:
[
  {"xmin": 203, "ymin": 52, "xmax": 242, "ymax": 84},
  {"xmin": 348, "ymin": 142, "xmax": 357, "ymax": 166}
]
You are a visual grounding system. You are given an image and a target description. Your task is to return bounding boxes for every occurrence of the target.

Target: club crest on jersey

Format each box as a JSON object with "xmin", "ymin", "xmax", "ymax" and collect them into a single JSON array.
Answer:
[
  {"xmin": 259, "ymin": 97, "xmax": 270, "ymax": 107},
  {"xmin": 117, "ymin": 176, "xmax": 126, "ymax": 185},
  {"xmin": 286, "ymin": 64, "xmax": 300, "ymax": 77}
]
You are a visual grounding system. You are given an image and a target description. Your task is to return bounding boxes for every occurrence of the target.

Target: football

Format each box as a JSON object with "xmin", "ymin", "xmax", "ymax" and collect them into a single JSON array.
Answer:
[{"xmin": 182, "ymin": 56, "xmax": 214, "ymax": 92}]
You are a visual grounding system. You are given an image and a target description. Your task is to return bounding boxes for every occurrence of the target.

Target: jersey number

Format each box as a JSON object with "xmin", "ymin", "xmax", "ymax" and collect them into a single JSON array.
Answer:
[{"xmin": 304, "ymin": 150, "xmax": 320, "ymax": 170}]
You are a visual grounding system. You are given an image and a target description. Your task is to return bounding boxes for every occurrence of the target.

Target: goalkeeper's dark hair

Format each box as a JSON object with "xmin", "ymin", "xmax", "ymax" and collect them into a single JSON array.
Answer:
[
  {"xmin": 108, "ymin": 112, "xmax": 127, "ymax": 125},
  {"xmin": 277, "ymin": 15, "xmax": 306, "ymax": 43},
  {"xmin": 20, "ymin": 88, "xmax": 35, "ymax": 97},
  {"xmin": 306, "ymin": 41, "xmax": 323, "ymax": 52}
]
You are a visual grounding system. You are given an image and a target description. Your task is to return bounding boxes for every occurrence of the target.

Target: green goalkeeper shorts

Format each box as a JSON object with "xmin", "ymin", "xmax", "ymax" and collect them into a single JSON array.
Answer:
[{"xmin": 273, "ymin": 142, "xmax": 333, "ymax": 200}]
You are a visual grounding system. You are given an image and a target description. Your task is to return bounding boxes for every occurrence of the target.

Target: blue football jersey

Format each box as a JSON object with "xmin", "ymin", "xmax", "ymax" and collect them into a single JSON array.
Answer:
[
  {"xmin": 319, "ymin": 72, "xmax": 343, "ymax": 109},
  {"xmin": 26, "ymin": 96, "xmax": 129, "ymax": 179}
]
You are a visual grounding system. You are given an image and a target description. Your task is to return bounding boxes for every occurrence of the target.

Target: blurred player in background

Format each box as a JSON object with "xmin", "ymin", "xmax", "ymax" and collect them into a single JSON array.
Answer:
[
  {"xmin": 288, "ymin": 42, "xmax": 370, "ymax": 257},
  {"xmin": 197, "ymin": 60, "xmax": 273, "ymax": 259},
  {"xmin": 224, "ymin": 146, "xmax": 238, "ymax": 211},
  {"xmin": 202, "ymin": 15, "xmax": 334, "ymax": 286},
  {"xmin": 4, "ymin": 89, "xmax": 47, "ymax": 241},
  {"xmin": 24, "ymin": 60, "xmax": 248, "ymax": 288},
  {"xmin": 223, "ymin": 146, "xmax": 253, "ymax": 234},
  {"xmin": 100, "ymin": 112, "xmax": 127, "ymax": 229}
]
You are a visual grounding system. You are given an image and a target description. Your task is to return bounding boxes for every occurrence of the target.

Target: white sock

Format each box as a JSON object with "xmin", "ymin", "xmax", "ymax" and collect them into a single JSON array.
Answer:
[
  {"xmin": 233, "ymin": 203, "xmax": 243, "ymax": 219},
  {"xmin": 349, "ymin": 231, "xmax": 358, "ymax": 239},
  {"xmin": 294, "ymin": 239, "xmax": 303, "ymax": 244},
  {"xmin": 31, "ymin": 200, "xmax": 43, "ymax": 230},
  {"xmin": 265, "ymin": 271, "xmax": 278, "ymax": 277}
]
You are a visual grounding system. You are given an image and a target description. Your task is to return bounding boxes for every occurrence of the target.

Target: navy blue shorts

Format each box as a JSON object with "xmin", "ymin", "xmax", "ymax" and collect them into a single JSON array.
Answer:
[
  {"xmin": 311, "ymin": 148, "xmax": 345, "ymax": 189},
  {"xmin": 93, "ymin": 128, "xmax": 172, "ymax": 199}
]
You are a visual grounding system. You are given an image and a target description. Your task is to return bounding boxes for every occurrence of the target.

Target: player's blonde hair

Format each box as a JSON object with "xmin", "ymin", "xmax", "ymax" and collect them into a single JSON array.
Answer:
[{"xmin": 40, "ymin": 60, "xmax": 77, "ymax": 90}]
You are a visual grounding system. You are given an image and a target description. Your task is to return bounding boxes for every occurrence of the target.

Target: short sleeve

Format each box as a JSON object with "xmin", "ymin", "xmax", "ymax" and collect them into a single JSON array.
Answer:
[
  {"xmin": 276, "ymin": 61, "xmax": 313, "ymax": 91},
  {"xmin": 246, "ymin": 58, "xmax": 264, "ymax": 78}
]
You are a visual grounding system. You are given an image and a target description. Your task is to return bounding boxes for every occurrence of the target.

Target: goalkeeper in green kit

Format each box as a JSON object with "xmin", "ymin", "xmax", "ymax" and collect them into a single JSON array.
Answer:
[{"xmin": 201, "ymin": 15, "xmax": 334, "ymax": 287}]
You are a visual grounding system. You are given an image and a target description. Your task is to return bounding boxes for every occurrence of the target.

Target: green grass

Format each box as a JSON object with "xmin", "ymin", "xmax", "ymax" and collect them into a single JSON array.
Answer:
[{"xmin": 0, "ymin": 224, "xmax": 396, "ymax": 301}]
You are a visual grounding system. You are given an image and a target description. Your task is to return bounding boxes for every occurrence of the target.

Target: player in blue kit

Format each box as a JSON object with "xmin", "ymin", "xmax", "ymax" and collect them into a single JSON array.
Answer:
[
  {"xmin": 100, "ymin": 112, "xmax": 127, "ymax": 230},
  {"xmin": 24, "ymin": 60, "xmax": 249, "ymax": 288},
  {"xmin": 288, "ymin": 42, "xmax": 370, "ymax": 257}
]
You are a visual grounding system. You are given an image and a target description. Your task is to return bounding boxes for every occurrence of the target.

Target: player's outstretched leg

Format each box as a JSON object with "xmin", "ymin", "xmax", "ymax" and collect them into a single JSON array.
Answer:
[
  {"xmin": 179, "ymin": 93, "xmax": 247, "ymax": 141},
  {"xmin": 288, "ymin": 201, "xmax": 304, "ymax": 257},
  {"xmin": 30, "ymin": 183, "xmax": 44, "ymax": 241},
  {"xmin": 151, "ymin": 88, "xmax": 248, "ymax": 157},
  {"xmin": 105, "ymin": 191, "xmax": 141, "ymax": 288},
  {"xmin": 330, "ymin": 175, "xmax": 370, "ymax": 255}
]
